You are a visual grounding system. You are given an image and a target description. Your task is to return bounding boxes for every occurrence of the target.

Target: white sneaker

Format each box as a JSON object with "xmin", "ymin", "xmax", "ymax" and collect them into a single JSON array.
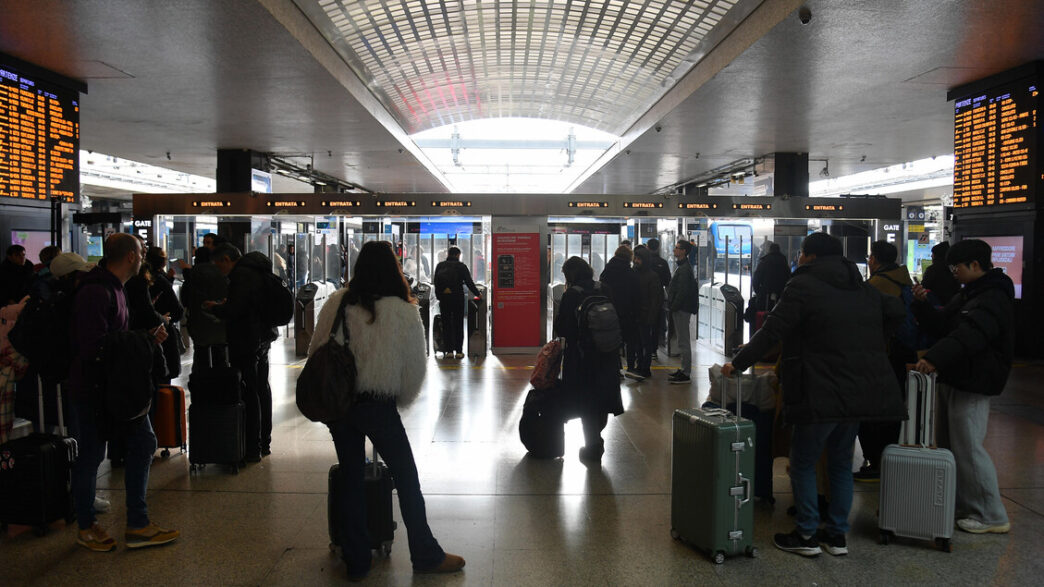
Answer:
[
  {"xmin": 94, "ymin": 496, "xmax": 111, "ymax": 514},
  {"xmin": 957, "ymin": 518, "xmax": 1009, "ymax": 534}
]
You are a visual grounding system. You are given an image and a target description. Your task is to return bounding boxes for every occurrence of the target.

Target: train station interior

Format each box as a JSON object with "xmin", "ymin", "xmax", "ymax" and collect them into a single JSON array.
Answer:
[{"xmin": 2, "ymin": 1, "xmax": 1043, "ymax": 585}]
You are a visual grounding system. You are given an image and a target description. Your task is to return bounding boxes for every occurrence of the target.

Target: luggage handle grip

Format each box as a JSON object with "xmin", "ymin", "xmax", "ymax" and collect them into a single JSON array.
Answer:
[{"xmin": 738, "ymin": 475, "xmax": 752, "ymax": 506}]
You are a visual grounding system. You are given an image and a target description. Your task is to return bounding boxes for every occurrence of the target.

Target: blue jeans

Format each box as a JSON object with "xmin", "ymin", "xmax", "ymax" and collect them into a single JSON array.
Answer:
[
  {"xmin": 70, "ymin": 394, "xmax": 157, "ymax": 529},
  {"xmin": 328, "ymin": 398, "xmax": 444, "ymax": 575},
  {"xmin": 789, "ymin": 422, "xmax": 859, "ymax": 536}
]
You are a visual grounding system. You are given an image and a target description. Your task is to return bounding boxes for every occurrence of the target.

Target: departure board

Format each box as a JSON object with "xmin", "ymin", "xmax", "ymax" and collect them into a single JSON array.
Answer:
[
  {"xmin": 0, "ymin": 60, "xmax": 80, "ymax": 203},
  {"xmin": 952, "ymin": 78, "xmax": 1039, "ymax": 210}
]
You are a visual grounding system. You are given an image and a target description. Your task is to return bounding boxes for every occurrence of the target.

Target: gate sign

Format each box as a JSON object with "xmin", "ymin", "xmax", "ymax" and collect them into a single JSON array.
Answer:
[{"xmin": 133, "ymin": 218, "xmax": 153, "ymax": 245}]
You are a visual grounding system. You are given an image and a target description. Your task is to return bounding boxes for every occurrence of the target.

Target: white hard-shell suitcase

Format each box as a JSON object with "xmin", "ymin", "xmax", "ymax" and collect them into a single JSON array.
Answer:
[{"xmin": 878, "ymin": 371, "xmax": 956, "ymax": 552}]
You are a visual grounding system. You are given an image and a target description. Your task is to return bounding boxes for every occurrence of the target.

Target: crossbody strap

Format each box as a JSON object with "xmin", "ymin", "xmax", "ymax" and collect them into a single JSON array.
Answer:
[{"xmin": 331, "ymin": 293, "xmax": 351, "ymax": 345}]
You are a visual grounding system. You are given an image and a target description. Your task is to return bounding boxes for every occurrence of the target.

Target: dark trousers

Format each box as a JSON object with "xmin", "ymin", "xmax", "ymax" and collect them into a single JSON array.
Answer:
[
  {"xmin": 70, "ymin": 394, "xmax": 156, "ymax": 530},
  {"xmin": 636, "ymin": 323, "xmax": 656, "ymax": 373},
  {"xmin": 328, "ymin": 398, "xmax": 444, "ymax": 575},
  {"xmin": 438, "ymin": 293, "xmax": 465, "ymax": 353},
  {"xmin": 581, "ymin": 411, "xmax": 608, "ymax": 450},
  {"xmin": 857, "ymin": 421, "xmax": 902, "ymax": 470},
  {"xmin": 230, "ymin": 343, "xmax": 272, "ymax": 457},
  {"xmin": 623, "ymin": 326, "xmax": 639, "ymax": 370}
]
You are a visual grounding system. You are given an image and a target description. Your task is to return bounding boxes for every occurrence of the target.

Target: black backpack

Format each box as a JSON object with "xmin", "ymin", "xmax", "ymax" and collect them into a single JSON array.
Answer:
[
  {"xmin": 9, "ymin": 285, "xmax": 76, "ymax": 384},
  {"xmin": 572, "ymin": 284, "xmax": 622, "ymax": 354},
  {"xmin": 260, "ymin": 270, "xmax": 294, "ymax": 328},
  {"xmin": 433, "ymin": 262, "xmax": 456, "ymax": 294}
]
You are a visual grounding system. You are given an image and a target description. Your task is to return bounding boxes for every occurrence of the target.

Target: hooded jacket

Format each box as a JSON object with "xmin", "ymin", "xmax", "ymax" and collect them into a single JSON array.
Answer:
[
  {"xmin": 211, "ymin": 252, "xmax": 278, "ymax": 349},
  {"xmin": 731, "ymin": 255, "xmax": 906, "ymax": 425},
  {"xmin": 752, "ymin": 250, "xmax": 791, "ymax": 310},
  {"xmin": 914, "ymin": 268, "xmax": 1015, "ymax": 396},
  {"xmin": 599, "ymin": 255, "xmax": 639, "ymax": 333},
  {"xmin": 308, "ymin": 289, "xmax": 426, "ymax": 407},
  {"xmin": 868, "ymin": 263, "xmax": 913, "ymax": 298}
]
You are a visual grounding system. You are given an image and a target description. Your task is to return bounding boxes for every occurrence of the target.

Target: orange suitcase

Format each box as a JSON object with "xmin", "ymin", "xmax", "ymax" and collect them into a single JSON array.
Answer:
[{"xmin": 153, "ymin": 385, "xmax": 187, "ymax": 458}]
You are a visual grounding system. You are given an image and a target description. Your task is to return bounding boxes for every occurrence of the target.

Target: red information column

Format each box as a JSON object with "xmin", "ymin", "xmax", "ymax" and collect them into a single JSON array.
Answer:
[{"xmin": 491, "ymin": 233, "xmax": 542, "ymax": 349}]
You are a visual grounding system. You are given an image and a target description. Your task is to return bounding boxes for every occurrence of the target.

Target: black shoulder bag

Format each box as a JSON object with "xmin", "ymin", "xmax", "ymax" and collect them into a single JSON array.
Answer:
[{"xmin": 296, "ymin": 294, "xmax": 358, "ymax": 423}]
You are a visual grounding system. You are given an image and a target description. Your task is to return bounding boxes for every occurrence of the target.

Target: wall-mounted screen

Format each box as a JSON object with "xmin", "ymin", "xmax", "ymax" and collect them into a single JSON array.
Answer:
[
  {"xmin": 952, "ymin": 77, "xmax": 1039, "ymax": 210},
  {"xmin": 0, "ymin": 57, "xmax": 80, "ymax": 203},
  {"xmin": 974, "ymin": 235, "xmax": 1024, "ymax": 299},
  {"xmin": 10, "ymin": 229, "xmax": 53, "ymax": 264}
]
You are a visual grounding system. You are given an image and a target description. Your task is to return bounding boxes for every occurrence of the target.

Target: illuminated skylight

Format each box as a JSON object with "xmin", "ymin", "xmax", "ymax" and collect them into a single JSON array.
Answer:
[
  {"xmin": 413, "ymin": 118, "xmax": 616, "ymax": 193},
  {"xmin": 80, "ymin": 151, "xmax": 215, "ymax": 193},
  {"xmin": 809, "ymin": 156, "xmax": 954, "ymax": 197}
]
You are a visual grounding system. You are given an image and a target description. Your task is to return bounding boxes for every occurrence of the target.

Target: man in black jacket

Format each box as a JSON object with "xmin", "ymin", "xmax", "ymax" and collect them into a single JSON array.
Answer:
[
  {"xmin": 432, "ymin": 247, "xmax": 480, "ymax": 359},
  {"xmin": 645, "ymin": 238, "xmax": 671, "ymax": 354},
  {"xmin": 912, "ymin": 239, "xmax": 1013, "ymax": 535},
  {"xmin": 722, "ymin": 232, "xmax": 905, "ymax": 557},
  {"xmin": 0, "ymin": 244, "xmax": 34, "ymax": 305},
  {"xmin": 599, "ymin": 246, "xmax": 639, "ymax": 377},
  {"xmin": 752, "ymin": 242, "xmax": 791, "ymax": 311},
  {"xmin": 206, "ymin": 245, "xmax": 278, "ymax": 461}
]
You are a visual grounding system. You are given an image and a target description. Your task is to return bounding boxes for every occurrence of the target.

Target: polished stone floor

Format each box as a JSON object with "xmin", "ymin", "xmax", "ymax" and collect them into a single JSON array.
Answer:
[{"xmin": 4, "ymin": 334, "xmax": 1044, "ymax": 586}]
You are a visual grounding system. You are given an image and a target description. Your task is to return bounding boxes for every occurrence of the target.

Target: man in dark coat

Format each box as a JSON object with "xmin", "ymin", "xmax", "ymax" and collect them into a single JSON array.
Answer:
[
  {"xmin": 666, "ymin": 240, "xmax": 698, "ymax": 384},
  {"xmin": 632, "ymin": 246, "xmax": 664, "ymax": 379},
  {"xmin": 432, "ymin": 246, "xmax": 481, "ymax": 359},
  {"xmin": 752, "ymin": 242, "xmax": 791, "ymax": 311},
  {"xmin": 554, "ymin": 256, "xmax": 624, "ymax": 463},
  {"xmin": 912, "ymin": 239, "xmax": 1013, "ymax": 535},
  {"xmin": 206, "ymin": 245, "xmax": 278, "ymax": 462},
  {"xmin": 179, "ymin": 246, "xmax": 228, "ymax": 368},
  {"xmin": 645, "ymin": 238, "xmax": 671, "ymax": 353},
  {"xmin": 599, "ymin": 245, "xmax": 639, "ymax": 376},
  {"xmin": 722, "ymin": 232, "xmax": 905, "ymax": 558},
  {"xmin": 0, "ymin": 244, "xmax": 34, "ymax": 305},
  {"xmin": 921, "ymin": 241, "xmax": 960, "ymax": 305}
]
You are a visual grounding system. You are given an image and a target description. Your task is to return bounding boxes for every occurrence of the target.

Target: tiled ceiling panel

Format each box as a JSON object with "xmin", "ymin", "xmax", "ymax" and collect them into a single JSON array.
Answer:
[{"xmin": 296, "ymin": 0, "xmax": 748, "ymax": 135}]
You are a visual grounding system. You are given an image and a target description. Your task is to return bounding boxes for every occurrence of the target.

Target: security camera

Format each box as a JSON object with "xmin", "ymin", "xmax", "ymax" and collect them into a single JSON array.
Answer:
[
  {"xmin": 798, "ymin": 6, "xmax": 812, "ymax": 25},
  {"xmin": 655, "ymin": 125, "xmax": 662, "ymax": 133}
]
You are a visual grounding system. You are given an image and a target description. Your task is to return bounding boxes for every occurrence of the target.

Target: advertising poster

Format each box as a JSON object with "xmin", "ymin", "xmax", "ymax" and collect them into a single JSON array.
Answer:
[
  {"xmin": 492, "ymin": 233, "xmax": 541, "ymax": 348},
  {"xmin": 977, "ymin": 236, "xmax": 1024, "ymax": 299}
]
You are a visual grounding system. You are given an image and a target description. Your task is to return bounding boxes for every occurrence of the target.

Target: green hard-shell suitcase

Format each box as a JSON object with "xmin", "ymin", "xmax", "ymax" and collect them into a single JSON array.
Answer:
[{"xmin": 670, "ymin": 376, "xmax": 758, "ymax": 564}]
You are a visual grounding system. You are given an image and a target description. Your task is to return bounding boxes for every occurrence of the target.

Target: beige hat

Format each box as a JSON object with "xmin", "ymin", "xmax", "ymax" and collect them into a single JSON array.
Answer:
[{"xmin": 50, "ymin": 252, "xmax": 90, "ymax": 278}]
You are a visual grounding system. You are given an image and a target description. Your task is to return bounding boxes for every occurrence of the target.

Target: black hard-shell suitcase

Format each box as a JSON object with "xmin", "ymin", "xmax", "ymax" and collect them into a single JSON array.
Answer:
[
  {"xmin": 519, "ymin": 388, "xmax": 566, "ymax": 458},
  {"xmin": 188, "ymin": 346, "xmax": 246, "ymax": 473},
  {"xmin": 432, "ymin": 313, "xmax": 446, "ymax": 356},
  {"xmin": 0, "ymin": 378, "xmax": 77, "ymax": 534},
  {"xmin": 328, "ymin": 446, "xmax": 397, "ymax": 556}
]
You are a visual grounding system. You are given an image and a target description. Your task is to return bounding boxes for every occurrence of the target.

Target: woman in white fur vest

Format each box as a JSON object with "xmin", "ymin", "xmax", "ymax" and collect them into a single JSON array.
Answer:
[{"xmin": 309, "ymin": 241, "xmax": 464, "ymax": 580}]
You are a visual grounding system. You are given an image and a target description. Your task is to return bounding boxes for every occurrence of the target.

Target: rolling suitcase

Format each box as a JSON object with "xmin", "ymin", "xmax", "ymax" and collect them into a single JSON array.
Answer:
[
  {"xmin": 0, "ymin": 377, "xmax": 77, "ymax": 534},
  {"xmin": 671, "ymin": 374, "xmax": 757, "ymax": 564},
  {"xmin": 153, "ymin": 385, "xmax": 187, "ymax": 458},
  {"xmin": 879, "ymin": 371, "xmax": 955, "ymax": 552},
  {"xmin": 519, "ymin": 387, "xmax": 566, "ymax": 458},
  {"xmin": 189, "ymin": 346, "xmax": 245, "ymax": 473},
  {"xmin": 328, "ymin": 446, "xmax": 397, "ymax": 556},
  {"xmin": 432, "ymin": 314, "xmax": 447, "ymax": 357}
]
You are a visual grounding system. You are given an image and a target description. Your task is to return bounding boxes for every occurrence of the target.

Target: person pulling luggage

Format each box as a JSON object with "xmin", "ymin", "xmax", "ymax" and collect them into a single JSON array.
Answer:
[
  {"xmin": 310, "ymin": 241, "xmax": 465, "ymax": 580},
  {"xmin": 431, "ymin": 246, "xmax": 480, "ymax": 359}
]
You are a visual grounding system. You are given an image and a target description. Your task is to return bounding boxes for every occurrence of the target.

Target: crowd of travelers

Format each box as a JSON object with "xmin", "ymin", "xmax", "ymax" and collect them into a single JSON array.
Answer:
[{"xmin": 0, "ymin": 228, "xmax": 1017, "ymax": 574}]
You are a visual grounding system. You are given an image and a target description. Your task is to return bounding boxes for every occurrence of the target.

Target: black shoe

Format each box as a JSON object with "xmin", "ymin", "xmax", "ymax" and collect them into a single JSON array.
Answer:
[
  {"xmin": 624, "ymin": 368, "xmax": 646, "ymax": 381},
  {"xmin": 668, "ymin": 372, "xmax": 691, "ymax": 385},
  {"xmin": 579, "ymin": 445, "xmax": 604, "ymax": 462},
  {"xmin": 815, "ymin": 529, "xmax": 848, "ymax": 556},
  {"xmin": 853, "ymin": 466, "xmax": 880, "ymax": 482},
  {"xmin": 640, "ymin": 369, "xmax": 653, "ymax": 378},
  {"xmin": 261, "ymin": 448, "xmax": 272, "ymax": 457},
  {"xmin": 773, "ymin": 530, "xmax": 821, "ymax": 557}
]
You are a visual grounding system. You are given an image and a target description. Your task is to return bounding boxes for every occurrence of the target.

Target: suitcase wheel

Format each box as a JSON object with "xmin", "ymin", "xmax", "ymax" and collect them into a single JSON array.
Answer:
[
  {"xmin": 936, "ymin": 537, "xmax": 952, "ymax": 552},
  {"xmin": 712, "ymin": 551, "xmax": 725, "ymax": 565},
  {"xmin": 745, "ymin": 546, "xmax": 758, "ymax": 558},
  {"xmin": 161, "ymin": 449, "xmax": 171, "ymax": 458},
  {"xmin": 879, "ymin": 530, "xmax": 893, "ymax": 545},
  {"xmin": 669, "ymin": 528, "xmax": 681, "ymax": 540}
]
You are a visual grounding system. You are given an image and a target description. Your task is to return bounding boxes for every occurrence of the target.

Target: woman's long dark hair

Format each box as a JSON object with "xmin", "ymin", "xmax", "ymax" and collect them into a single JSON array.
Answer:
[{"xmin": 346, "ymin": 240, "xmax": 416, "ymax": 322}]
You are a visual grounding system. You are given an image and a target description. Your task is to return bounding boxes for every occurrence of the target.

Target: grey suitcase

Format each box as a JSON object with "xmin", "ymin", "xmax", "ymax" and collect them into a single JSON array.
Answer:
[
  {"xmin": 878, "ymin": 371, "xmax": 955, "ymax": 552},
  {"xmin": 670, "ymin": 375, "xmax": 757, "ymax": 564}
]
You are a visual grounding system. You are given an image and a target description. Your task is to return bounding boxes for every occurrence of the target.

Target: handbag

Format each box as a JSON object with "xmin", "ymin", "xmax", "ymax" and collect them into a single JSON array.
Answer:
[
  {"xmin": 529, "ymin": 338, "xmax": 564, "ymax": 390},
  {"xmin": 296, "ymin": 294, "xmax": 358, "ymax": 423}
]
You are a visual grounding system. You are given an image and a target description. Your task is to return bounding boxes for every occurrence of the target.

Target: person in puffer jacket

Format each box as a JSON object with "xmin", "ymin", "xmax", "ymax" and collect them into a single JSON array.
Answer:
[
  {"xmin": 309, "ymin": 240, "xmax": 465, "ymax": 581},
  {"xmin": 912, "ymin": 238, "xmax": 1014, "ymax": 535}
]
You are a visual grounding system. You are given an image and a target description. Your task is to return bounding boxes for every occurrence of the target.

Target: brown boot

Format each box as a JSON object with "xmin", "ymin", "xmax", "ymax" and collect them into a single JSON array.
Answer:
[{"xmin": 415, "ymin": 553, "xmax": 465, "ymax": 574}]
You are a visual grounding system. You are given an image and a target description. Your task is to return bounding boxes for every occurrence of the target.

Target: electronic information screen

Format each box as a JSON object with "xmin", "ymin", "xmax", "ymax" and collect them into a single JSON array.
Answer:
[
  {"xmin": 952, "ymin": 78, "xmax": 1039, "ymax": 210},
  {"xmin": 0, "ymin": 60, "xmax": 80, "ymax": 203}
]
